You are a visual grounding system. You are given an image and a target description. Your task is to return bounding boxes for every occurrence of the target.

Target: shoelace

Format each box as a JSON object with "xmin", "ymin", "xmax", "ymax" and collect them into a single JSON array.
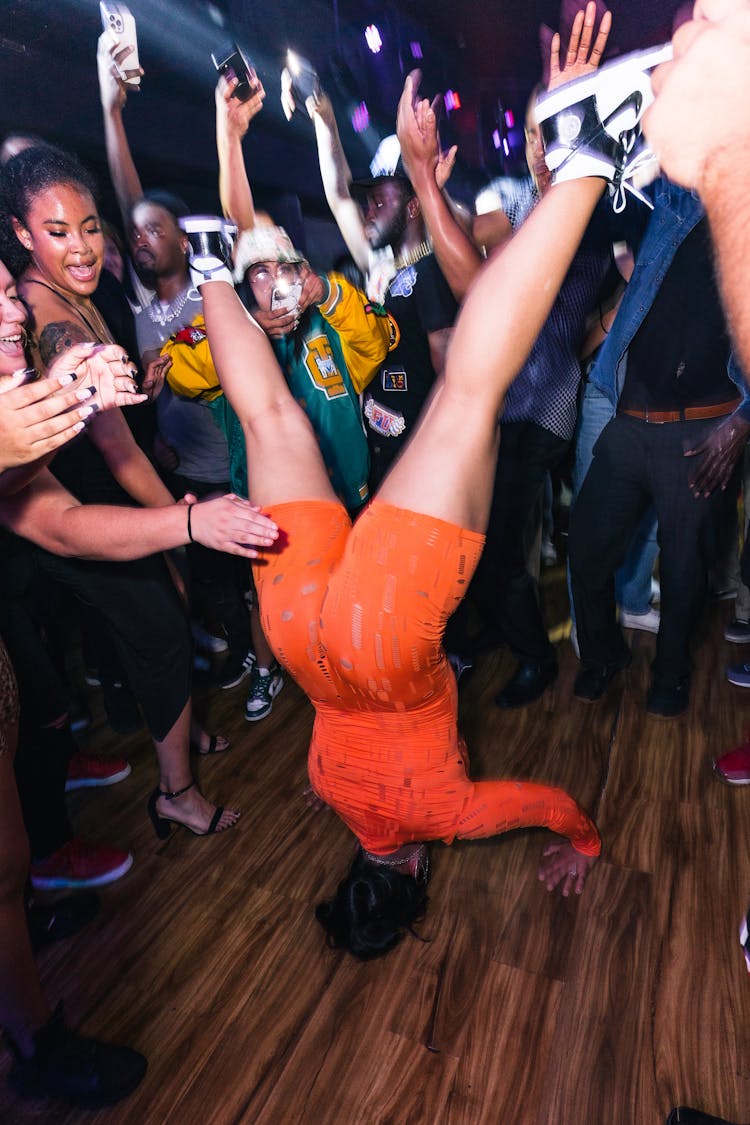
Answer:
[
  {"xmin": 550, "ymin": 90, "xmax": 656, "ymax": 214},
  {"xmin": 611, "ymin": 131, "xmax": 658, "ymax": 214}
]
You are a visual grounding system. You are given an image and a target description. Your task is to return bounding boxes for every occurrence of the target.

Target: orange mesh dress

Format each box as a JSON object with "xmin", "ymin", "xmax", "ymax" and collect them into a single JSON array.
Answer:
[{"xmin": 253, "ymin": 498, "xmax": 600, "ymax": 859}]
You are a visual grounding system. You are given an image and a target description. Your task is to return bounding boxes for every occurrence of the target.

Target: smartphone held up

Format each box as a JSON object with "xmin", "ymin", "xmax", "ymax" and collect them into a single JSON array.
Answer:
[
  {"xmin": 100, "ymin": 2, "xmax": 141, "ymax": 86},
  {"xmin": 212, "ymin": 43, "xmax": 261, "ymax": 102}
]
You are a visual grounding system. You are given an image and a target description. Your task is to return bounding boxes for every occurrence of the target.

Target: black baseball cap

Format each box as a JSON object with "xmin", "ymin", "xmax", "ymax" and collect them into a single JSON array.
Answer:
[{"xmin": 350, "ymin": 170, "xmax": 414, "ymax": 202}]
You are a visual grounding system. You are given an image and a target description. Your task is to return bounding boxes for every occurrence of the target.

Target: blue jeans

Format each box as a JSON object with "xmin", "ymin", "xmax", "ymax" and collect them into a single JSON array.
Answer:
[{"xmin": 569, "ymin": 380, "xmax": 658, "ymax": 619}]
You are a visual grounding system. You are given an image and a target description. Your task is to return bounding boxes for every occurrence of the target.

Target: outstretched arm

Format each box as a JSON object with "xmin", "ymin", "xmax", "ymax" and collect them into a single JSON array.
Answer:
[
  {"xmin": 97, "ymin": 32, "xmax": 144, "ymax": 228},
  {"xmin": 215, "ymin": 73, "xmax": 266, "ymax": 230},
  {"xmin": 301, "ymin": 87, "xmax": 370, "ymax": 273},
  {"xmin": 457, "ymin": 777, "xmax": 600, "ymax": 897},
  {"xmin": 0, "ymin": 470, "xmax": 279, "ymax": 561},
  {"xmin": 396, "ymin": 72, "xmax": 482, "ymax": 301}
]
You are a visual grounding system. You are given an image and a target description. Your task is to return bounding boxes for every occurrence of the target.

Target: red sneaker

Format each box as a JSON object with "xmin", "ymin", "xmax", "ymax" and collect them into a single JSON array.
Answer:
[
  {"xmin": 714, "ymin": 740, "xmax": 750, "ymax": 785},
  {"xmin": 30, "ymin": 839, "xmax": 133, "ymax": 890},
  {"xmin": 65, "ymin": 751, "xmax": 131, "ymax": 792}
]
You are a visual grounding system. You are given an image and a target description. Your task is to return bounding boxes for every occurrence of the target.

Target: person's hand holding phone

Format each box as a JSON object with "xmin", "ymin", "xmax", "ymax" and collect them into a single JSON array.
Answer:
[
  {"xmin": 295, "ymin": 268, "xmax": 326, "ymax": 313},
  {"xmin": 215, "ymin": 72, "xmax": 265, "ymax": 142},
  {"xmin": 252, "ymin": 306, "xmax": 299, "ymax": 339},
  {"xmin": 97, "ymin": 32, "xmax": 142, "ymax": 113}
]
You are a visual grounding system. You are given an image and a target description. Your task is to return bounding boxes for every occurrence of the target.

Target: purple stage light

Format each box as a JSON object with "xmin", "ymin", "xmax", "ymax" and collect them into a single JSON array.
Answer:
[{"xmin": 351, "ymin": 102, "xmax": 370, "ymax": 133}]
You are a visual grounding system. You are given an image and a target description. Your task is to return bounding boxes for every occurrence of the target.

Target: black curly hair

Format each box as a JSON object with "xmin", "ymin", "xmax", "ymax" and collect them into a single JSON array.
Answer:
[
  {"xmin": 0, "ymin": 144, "xmax": 99, "ymax": 277},
  {"xmin": 315, "ymin": 849, "xmax": 429, "ymax": 960}
]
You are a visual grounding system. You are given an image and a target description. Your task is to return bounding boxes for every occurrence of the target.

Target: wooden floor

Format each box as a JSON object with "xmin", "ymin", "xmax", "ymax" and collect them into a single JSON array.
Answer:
[{"xmin": 4, "ymin": 570, "xmax": 750, "ymax": 1125}]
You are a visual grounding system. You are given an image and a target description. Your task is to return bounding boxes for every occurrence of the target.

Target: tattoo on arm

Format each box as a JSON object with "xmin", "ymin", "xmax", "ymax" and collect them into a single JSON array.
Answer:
[{"xmin": 39, "ymin": 321, "xmax": 91, "ymax": 368}]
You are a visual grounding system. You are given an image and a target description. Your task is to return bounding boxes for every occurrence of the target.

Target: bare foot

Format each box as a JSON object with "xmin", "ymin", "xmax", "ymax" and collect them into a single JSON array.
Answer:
[
  {"xmin": 157, "ymin": 784, "xmax": 240, "ymax": 834},
  {"xmin": 190, "ymin": 720, "xmax": 230, "ymax": 755},
  {"xmin": 538, "ymin": 840, "xmax": 597, "ymax": 897}
]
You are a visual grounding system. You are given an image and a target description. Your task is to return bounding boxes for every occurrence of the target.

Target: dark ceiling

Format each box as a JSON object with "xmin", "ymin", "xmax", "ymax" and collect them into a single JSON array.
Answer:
[{"xmin": 1, "ymin": 0, "xmax": 687, "ymax": 224}]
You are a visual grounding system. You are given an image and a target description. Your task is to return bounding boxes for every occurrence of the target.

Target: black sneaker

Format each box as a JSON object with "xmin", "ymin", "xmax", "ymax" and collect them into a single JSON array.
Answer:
[
  {"xmin": 8, "ymin": 1003, "xmax": 147, "ymax": 1106},
  {"xmin": 218, "ymin": 647, "xmax": 256, "ymax": 690},
  {"xmin": 26, "ymin": 891, "xmax": 100, "ymax": 953},
  {"xmin": 646, "ymin": 676, "xmax": 689, "ymax": 719},
  {"xmin": 496, "ymin": 658, "xmax": 557, "ymax": 709},
  {"xmin": 573, "ymin": 656, "xmax": 631, "ymax": 702}
]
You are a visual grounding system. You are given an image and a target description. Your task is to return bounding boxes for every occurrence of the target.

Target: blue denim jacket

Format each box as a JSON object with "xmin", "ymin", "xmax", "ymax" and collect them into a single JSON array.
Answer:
[{"xmin": 589, "ymin": 178, "xmax": 750, "ymax": 421}]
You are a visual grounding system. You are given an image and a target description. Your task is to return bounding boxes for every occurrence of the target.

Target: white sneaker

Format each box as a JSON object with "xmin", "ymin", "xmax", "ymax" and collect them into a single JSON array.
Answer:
[
  {"xmin": 619, "ymin": 606, "xmax": 660, "ymax": 634},
  {"xmin": 244, "ymin": 663, "xmax": 284, "ymax": 721},
  {"xmin": 535, "ymin": 42, "xmax": 673, "ymax": 209},
  {"xmin": 179, "ymin": 216, "xmax": 237, "ymax": 287}
]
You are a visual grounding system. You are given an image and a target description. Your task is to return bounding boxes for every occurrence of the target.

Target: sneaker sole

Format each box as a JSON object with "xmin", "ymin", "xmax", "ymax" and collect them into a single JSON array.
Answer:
[
  {"xmin": 535, "ymin": 41, "xmax": 674, "ymax": 123},
  {"xmin": 180, "ymin": 215, "xmax": 237, "ymax": 235},
  {"xmin": 713, "ymin": 761, "xmax": 750, "ymax": 786},
  {"xmin": 245, "ymin": 676, "xmax": 284, "ymax": 722},
  {"xmin": 65, "ymin": 763, "xmax": 132, "ymax": 792},
  {"xmin": 727, "ymin": 673, "xmax": 750, "ymax": 688},
  {"xmin": 725, "ymin": 633, "xmax": 750, "ymax": 644},
  {"xmin": 30, "ymin": 852, "xmax": 134, "ymax": 891},
  {"xmin": 619, "ymin": 615, "xmax": 660, "ymax": 634}
]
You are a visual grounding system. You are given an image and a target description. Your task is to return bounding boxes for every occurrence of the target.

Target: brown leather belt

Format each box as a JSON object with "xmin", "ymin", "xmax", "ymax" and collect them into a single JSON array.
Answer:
[{"xmin": 619, "ymin": 399, "xmax": 740, "ymax": 424}]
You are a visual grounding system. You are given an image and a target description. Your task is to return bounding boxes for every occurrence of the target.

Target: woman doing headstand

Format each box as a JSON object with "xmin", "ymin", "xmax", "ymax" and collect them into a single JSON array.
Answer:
[{"xmin": 183, "ymin": 13, "xmax": 609, "ymax": 957}]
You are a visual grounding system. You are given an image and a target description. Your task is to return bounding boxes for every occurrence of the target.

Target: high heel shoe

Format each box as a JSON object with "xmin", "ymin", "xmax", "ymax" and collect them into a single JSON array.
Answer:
[{"xmin": 146, "ymin": 782, "xmax": 234, "ymax": 838}]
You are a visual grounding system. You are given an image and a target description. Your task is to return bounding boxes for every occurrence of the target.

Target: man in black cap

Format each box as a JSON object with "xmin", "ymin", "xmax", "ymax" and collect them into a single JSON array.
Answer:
[{"xmin": 291, "ymin": 86, "xmax": 458, "ymax": 488}]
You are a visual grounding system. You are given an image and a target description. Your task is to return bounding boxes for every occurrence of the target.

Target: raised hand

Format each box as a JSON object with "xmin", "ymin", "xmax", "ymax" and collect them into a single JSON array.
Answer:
[
  {"xmin": 215, "ymin": 72, "xmax": 266, "ymax": 140},
  {"xmin": 396, "ymin": 70, "xmax": 441, "ymax": 183},
  {"xmin": 548, "ymin": 2, "xmax": 612, "ymax": 91},
  {"xmin": 97, "ymin": 32, "xmax": 142, "ymax": 112}
]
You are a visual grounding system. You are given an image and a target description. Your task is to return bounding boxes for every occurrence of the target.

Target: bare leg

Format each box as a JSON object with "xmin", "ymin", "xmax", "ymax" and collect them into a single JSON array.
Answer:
[
  {"xmin": 153, "ymin": 701, "xmax": 238, "ymax": 833},
  {"xmin": 0, "ymin": 720, "xmax": 50, "ymax": 1055},
  {"xmin": 199, "ymin": 294, "xmax": 337, "ymax": 509},
  {"xmin": 377, "ymin": 179, "xmax": 606, "ymax": 532},
  {"xmin": 250, "ymin": 602, "xmax": 274, "ymax": 669}
]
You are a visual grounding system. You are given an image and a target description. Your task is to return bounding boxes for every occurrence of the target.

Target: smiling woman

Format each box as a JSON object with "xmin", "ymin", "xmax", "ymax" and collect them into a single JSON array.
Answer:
[{"xmin": 0, "ymin": 146, "xmax": 113, "ymax": 368}]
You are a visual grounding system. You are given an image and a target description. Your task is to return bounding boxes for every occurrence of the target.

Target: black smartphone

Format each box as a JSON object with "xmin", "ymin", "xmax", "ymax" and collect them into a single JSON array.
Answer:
[
  {"xmin": 286, "ymin": 50, "xmax": 321, "ymax": 113},
  {"xmin": 212, "ymin": 43, "xmax": 259, "ymax": 102}
]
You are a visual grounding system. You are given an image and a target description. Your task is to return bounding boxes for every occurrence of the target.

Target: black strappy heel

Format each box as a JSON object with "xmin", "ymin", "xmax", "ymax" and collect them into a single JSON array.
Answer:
[{"xmin": 147, "ymin": 782, "xmax": 228, "ymax": 838}]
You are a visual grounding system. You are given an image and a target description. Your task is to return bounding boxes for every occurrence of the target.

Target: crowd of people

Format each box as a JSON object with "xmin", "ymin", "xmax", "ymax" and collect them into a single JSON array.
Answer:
[{"xmin": 1, "ymin": 1, "xmax": 750, "ymax": 1120}]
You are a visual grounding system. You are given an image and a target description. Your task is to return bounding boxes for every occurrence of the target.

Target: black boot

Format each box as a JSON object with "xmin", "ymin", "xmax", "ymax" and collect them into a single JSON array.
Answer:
[
  {"xmin": 495, "ymin": 657, "xmax": 558, "ymax": 709},
  {"xmin": 8, "ymin": 1003, "xmax": 147, "ymax": 1106}
]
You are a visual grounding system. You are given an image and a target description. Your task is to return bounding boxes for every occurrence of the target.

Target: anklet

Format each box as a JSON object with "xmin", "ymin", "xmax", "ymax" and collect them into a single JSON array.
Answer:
[{"xmin": 159, "ymin": 781, "xmax": 196, "ymax": 801}]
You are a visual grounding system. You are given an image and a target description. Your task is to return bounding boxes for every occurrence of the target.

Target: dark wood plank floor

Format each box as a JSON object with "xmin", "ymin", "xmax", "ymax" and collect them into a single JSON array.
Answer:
[{"xmin": 4, "ymin": 571, "xmax": 750, "ymax": 1125}]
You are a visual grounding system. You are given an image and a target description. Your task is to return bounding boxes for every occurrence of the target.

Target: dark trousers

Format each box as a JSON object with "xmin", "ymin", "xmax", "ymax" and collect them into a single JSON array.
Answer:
[
  {"xmin": 569, "ymin": 414, "xmax": 735, "ymax": 685},
  {"xmin": 169, "ymin": 473, "xmax": 252, "ymax": 657},
  {"xmin": 448, "ymin": 420, "xmax": 569, "ymax": 664},
  {"xmin": 34, "ymin": 550, "xmax": 192, "ymax": 742}
]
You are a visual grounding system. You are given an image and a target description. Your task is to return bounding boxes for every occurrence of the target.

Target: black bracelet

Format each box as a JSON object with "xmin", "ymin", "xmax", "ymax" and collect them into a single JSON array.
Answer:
[{"xmin": 187, "ymin": 503, "xmax": 195, "ymax": 543}]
